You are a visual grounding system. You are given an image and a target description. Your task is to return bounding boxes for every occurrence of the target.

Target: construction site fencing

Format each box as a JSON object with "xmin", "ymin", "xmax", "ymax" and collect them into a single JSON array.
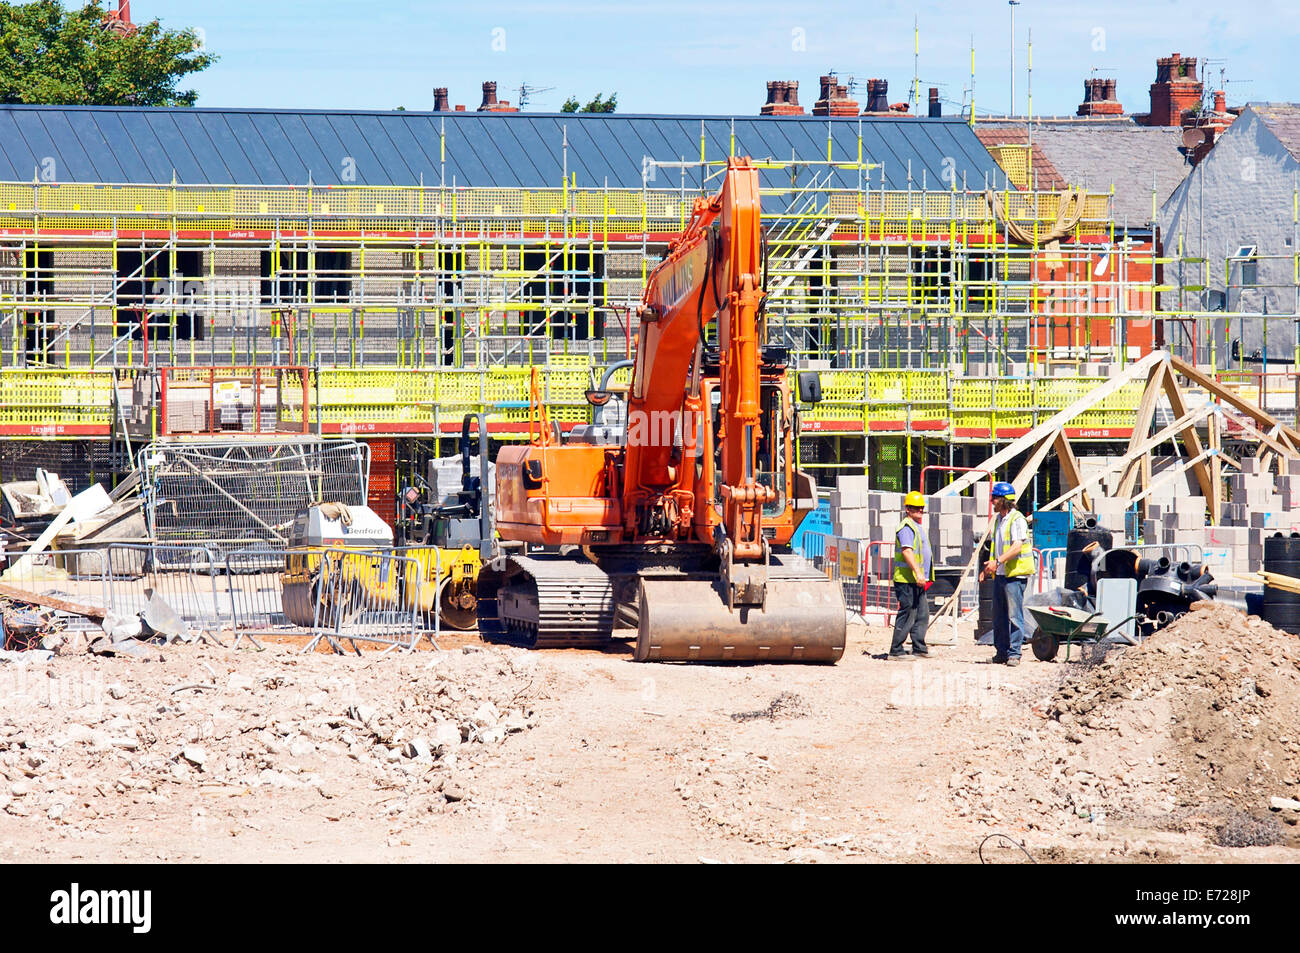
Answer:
[
  {"xmin": 224, "ymin": 545, "xmax": 438, "ymax": 654},
  {"xmin": 101, "ymin": 543, "xmax": 224, "ymax": 628},
  {"xmin": 0, "ymin": 543, "xmax": 223, "ymax": 631},
  {"xmin": 300, "ymin": 548, "xmax": 423, "ymax": 654},
  {"xmin": 1, "ymin": 542, "xmax": 438, "ymax": 653},
  {"xmin": 0, "ymin": 545, "xmax": 116, "ymax": 615},
  {"xmin": 802, "ymin": 533, "xmax": 868, "ymax": 615},
  {"xmin": 139, "ymin": 438, "xmax": 369, "ymax": 552},
  {"xmin": 223, "ymin": 546, "xmax": 300, "ymax": 639}
]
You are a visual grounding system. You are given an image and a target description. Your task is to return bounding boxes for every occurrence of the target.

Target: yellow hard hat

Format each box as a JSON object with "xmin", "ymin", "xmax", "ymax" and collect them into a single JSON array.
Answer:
[{"xmin": 904, "ymin": 491, "xmax": 925, "ymax": 508}]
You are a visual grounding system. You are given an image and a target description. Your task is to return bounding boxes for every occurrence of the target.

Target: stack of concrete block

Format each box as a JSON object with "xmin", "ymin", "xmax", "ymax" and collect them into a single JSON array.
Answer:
[
  {"xmin": 829, "ymin": 475, "xmax": 875, "ymax": 541},
  {"xmin": 830, "ymin": 477, "xmax": 900, "ymax": 578},
  {"xmin": 1226, "ymin": 460, "xmax": 1283, "ymax": 512},
  {"xmin": 925, "ymin": 493, "xmax": 977, "ymax": 567},
  {"xmin": 1090, "ymin": 496, "xmax": 1131, "ymax": 532}
]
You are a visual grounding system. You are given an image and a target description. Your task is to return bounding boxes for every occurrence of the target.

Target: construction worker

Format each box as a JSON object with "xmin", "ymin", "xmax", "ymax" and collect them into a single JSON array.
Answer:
[
  {"xmin": 889, "ymin": 490, "xmax": 934, "ymax": 659},
  {"xmin": 981, "ymin": 481, "xmax": 1033, "ymax": 666}
]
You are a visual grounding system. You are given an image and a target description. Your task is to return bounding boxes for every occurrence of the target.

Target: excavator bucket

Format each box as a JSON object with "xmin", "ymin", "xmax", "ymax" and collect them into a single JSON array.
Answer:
[{"xmin": 635, "ymin": 573, "xmax": 846, "ymax": 663}]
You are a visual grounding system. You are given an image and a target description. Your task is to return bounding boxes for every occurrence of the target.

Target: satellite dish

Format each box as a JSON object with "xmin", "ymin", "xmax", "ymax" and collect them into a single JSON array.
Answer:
[{"xmin": 1182, "ymin": 127, "xmax": 1206, "ymax": 150}]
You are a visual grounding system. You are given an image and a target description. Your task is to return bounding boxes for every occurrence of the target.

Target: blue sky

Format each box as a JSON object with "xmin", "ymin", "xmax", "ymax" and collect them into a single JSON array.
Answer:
[{"xmin": 110, "ymin": 0, "xmax": 1292, "ymax": 115}]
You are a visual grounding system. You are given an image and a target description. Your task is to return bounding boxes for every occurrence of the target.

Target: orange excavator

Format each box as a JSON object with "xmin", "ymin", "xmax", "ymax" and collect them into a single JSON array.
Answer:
[{"xmin": 477, "ymin": 157, "xmax": 846, "ymax": 662}]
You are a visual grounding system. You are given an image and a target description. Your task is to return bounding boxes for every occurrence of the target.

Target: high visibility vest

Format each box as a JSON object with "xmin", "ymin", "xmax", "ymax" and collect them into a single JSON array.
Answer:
[
  {"xmin": 893, "ymin": 516, "xmax": 933, "ymax": 584},
  {"xmin": 996, "ymin": 510, "xmax": 1034, "ymax": 578}
]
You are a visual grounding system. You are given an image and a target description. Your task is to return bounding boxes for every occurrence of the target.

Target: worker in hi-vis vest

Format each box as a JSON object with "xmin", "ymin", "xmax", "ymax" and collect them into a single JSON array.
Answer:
[
  {"xmin": 980, "ymin": 481, "xmax": 1033, "ymax": 666},
  {"xmin": 889, "ymin": 491, "xmax": 934, "ymax": 659}
]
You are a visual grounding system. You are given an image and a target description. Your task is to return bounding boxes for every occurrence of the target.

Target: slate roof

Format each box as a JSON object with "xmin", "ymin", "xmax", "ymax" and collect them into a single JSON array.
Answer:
[
  {"xmin": 0, "ymin": 105, "xmax": 1007, "ymax": 192},
  {"xmin": 1255, "ymin": 103, "xmax": 1300, "ymax": 162},
  {"xmin": 978, "ymin": 119, "xmax": 1192, "ymax": 225}
]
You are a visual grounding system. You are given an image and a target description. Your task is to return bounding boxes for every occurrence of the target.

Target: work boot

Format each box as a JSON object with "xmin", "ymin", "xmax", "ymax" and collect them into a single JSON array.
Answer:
[
  {"xmin": 1005, "ymin": 657, "xmax": 1021, "ymax": 667},
  {"xmin": 990, "ymin": 654, "xmax": 1008, "ymax": 664}
]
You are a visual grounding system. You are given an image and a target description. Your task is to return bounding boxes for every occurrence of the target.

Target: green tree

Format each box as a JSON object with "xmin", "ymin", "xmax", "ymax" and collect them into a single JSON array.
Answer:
[
  {"xmin": 0, "ymin": 1, "xmax": 216, "ymax": 106},
  {"xmin": 560, "ymin": 92, "xmax": 617, "ymax": 114}
]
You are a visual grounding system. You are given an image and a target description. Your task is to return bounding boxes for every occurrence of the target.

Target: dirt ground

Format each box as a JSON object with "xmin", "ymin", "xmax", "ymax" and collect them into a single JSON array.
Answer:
[{"xmin": 1, "ymin": 608, "xmax": 1298, "ymax": 863}]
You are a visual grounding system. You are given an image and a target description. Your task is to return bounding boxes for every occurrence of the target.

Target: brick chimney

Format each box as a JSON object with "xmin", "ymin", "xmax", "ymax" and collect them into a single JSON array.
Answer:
[
  {"xmin": 928, "ymin": 87, "xmax": 941, "ymax": 118},
  {"xmin": 863, "ymin": 79, "xmax": 890, "ymax": 114},
  {"xmin": 1138, "ymin": 53, "xmax": 1202, "ymax": 126},
  {"xmin": 102, "ymin": 0, "xmax": 135, "ymax": 36},
  {"xmin": 812, "ymin": 75, "xmax": 858, "ymax": 116},
  {"xmin": 760, "ymin": 80, "xmax": 804, "ymax": 115},
  {"xmin": 478, "ymin": 81, "xmax": 518, "ymax": 113},
  {"xmin": 1077, "ymin": 78, "xmax": 1123, "ymax": 116},
  {"xmin": 433, "ymin": 88, "xmax": 450, "ymax": 112}
]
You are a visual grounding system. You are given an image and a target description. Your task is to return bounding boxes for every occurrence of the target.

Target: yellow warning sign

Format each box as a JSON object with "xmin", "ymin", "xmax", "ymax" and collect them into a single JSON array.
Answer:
[{"xmin": 839, "ymin": 548, "xmax": 859, "ymax": 579}]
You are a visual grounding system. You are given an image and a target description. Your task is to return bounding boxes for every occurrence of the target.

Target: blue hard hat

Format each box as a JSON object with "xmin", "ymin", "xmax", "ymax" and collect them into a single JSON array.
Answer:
[{"xmin": 992, "ymin": 481, "xmax": 1015, "ymax": 499}]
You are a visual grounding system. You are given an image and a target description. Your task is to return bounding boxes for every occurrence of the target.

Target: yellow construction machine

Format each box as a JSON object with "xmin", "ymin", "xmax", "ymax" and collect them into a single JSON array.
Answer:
[
  {"xmin": 281, "ymin": 414, "xmax": 493, "ymax": 630},
  {"xmin": 393, "ymin": 413, "xmax": 493, "ymax": 629}
]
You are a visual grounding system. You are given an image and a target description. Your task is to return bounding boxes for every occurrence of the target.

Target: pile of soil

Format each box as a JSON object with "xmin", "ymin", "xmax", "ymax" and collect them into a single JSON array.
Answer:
[
  {"xmin": 1045, "ymin": 602, "xmax": 1300, "ymax": 844},
  {"xmin": 946, "ymin": 603, "xmax": 1300, "ymax": 850}
]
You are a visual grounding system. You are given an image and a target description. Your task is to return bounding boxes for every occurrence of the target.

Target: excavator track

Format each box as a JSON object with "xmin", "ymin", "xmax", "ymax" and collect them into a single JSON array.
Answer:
[
  {"xmin": 477, "ymin": 554, "xmax": 622, "ymax": 648},
  {"xmin": 478, "ymin": 550, "xmax": 845, "ymax": 662}
]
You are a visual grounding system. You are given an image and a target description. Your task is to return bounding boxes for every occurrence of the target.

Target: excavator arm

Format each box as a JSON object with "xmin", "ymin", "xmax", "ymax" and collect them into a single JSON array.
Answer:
[{"xmin": 625, "ymin": 158, "xmax": 773, "ymax": 593}]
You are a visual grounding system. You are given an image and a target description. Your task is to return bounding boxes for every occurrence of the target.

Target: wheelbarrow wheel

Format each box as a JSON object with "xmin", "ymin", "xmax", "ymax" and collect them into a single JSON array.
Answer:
[{"xmin": 1031, "ymin": 630, "xmax": 1059, "ymax": 662}]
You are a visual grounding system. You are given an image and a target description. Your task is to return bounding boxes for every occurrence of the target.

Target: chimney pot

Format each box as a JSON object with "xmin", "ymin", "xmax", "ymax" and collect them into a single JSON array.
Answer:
[
  {"xmin": 928, "ymin": 87, "xmax": 941, "ymax": 118},
  {"xmin": 761, "ymin": 79, "xmax": 804, "ymax": 114},
  {"xmin": 865, "ymin": 79, "xmax": 890, "ymax": 113},
  {"xmin": 433, "ymin": 87, "xmax": 450, "ymax": 111},
  {"xmin": 1214, "ymin": 90, "xmax": 1226, "ymax": 113}
]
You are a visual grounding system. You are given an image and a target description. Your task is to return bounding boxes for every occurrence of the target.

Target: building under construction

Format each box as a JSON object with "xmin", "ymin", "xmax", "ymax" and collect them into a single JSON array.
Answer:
[{"xmin": 0, "ymin": 76, "xmax": 1295, "ymax": 521}]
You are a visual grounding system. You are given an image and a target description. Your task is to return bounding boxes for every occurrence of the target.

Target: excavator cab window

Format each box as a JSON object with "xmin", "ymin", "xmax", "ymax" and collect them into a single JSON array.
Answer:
[{"xmin": 707, "ymin": 384, "xmax": 787, "ymax": 517}]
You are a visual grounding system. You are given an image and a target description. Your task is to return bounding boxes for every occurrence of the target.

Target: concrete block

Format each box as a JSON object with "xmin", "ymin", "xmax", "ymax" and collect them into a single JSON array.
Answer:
[
  {"xmin": 934, "ymin": 495, "xmax": 964, "ymax": 515},
  {"xmin": 840, "ymin": 516, "xmax": 871, "ymax": 537},
  {"xmin": 1240, "ymin": 457, "xmax": 1259, "ymax": 475},
  {"xmin": 1251, "ymin": 511, "xmax": 1280, "ymax": 530},
  {"xmin": 838, "ymin": 475, "xmax": 870, "ymax": 492},
  {"xmin": 833, "ymin": 489, "xmax": 868, "ymax": 509},
  {"xmin": 1288, "ymin": 457, "xmax": 1300, "ymax": 477}
]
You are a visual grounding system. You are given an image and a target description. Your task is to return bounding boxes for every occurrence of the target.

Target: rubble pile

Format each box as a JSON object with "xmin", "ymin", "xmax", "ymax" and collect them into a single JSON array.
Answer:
[
  {"xmin": 950, "ymin": 603, "xmax": 1300, "ymax": 848},
  {"xmin": 0, "ymin": 642, "xmax": 543, "ymax": 830}
]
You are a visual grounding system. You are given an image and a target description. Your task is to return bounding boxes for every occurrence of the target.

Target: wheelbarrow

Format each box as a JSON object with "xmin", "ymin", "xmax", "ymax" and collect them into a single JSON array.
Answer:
[{"xmin": 1025, "ymin": 604, "xmax": 1137, "ymax": 662}]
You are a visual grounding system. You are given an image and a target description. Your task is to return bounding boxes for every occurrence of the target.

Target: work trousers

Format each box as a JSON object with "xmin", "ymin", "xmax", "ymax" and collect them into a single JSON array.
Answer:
[
  {"xmin": 890, "ymin": 582, "xmax": 929, "ymax": 655},
  {"xmin": 993, "ymin": 575, "xmax": 1027, "ymax": 660}
]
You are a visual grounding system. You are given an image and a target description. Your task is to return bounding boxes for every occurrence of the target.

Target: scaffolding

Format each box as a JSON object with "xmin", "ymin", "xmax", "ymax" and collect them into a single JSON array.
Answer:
[
  {"xmin": 2, "ymin": 163, "xmax": 1299, "ymax": 477},
  {"xmin": 0, "ymin": 169, "xmax": 1133, "ymax": 370}
]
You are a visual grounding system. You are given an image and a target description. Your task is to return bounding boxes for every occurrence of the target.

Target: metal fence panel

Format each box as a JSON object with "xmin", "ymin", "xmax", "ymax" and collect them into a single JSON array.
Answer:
[
  {"xmin": 0, "ymin": 545, "xmax": 113, "ymax": 614},
  {"xmin": 103, "ymin": 543, "xmax": 224, "ymax": 628},
  {"xmin": 305, "ymin": 548, "xmax": 422, "ymax": 653},
  {"xmin": 138, "ymin": 437, "xmax": 369, "ymax": 552},
  {"xmin": 223, "ymin": 546, "xmax": 439, "ymax": 653}
]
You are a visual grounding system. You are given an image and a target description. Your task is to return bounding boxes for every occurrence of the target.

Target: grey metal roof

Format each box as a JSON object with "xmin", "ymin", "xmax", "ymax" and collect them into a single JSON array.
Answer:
[
  {"xmin": 0, "ymin": 105, "xmax": 1007, "ymax": 191},
  {"xmin": 979, "ymin": 119, "xmax": 1192, "ymax": 226}
]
